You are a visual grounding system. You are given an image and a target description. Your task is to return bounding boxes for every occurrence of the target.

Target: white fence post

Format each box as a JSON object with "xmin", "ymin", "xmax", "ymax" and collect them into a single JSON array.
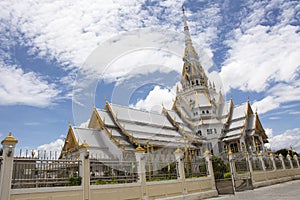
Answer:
[
  {"xmin": 279, "ymin": 154, "xmax": 286, "ymax": 170},
  {"xmin": 287, "ymin": 154, "xmax": 293, "ymax": 169},
  {"xmin": 294, "ymin": 155, "xmax": 299, "ymax": 168},
  {"xmin": 174, "ymin": 148, "xmax": 187, "ymax": 194},
  {"xmin": 270, "ymin": 153, "xmax": 276, "ymax": 170},
  {"xmin": 228, "ymin": 150, "xmax": 236, "ymax": 193},
  {"xmin": 258, "ymin": 153, "xmax": 266, "ymax": 171},
  {"xmin": 135, "ymin": 145, "xmax": 148, "ymax": 200},
  {"xmin": 79, "ymin": 142, "xmax": 90, "ymax": 200},
  {"xmin": 245, "ymin": 151, "xmax": 253, "ymax": 173},
  {"xmin": 204, "ymin": 150, "xmax": 215, "ymax": 189},
  {"xmin": 0, "ymin": 132, "xmax": 18, "ymax": 200}
]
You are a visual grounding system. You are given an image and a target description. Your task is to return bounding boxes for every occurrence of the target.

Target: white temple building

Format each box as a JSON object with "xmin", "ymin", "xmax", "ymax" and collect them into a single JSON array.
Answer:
[{"xmin": 60, "ymin": 9, "xmax": 268, "ymax": 161}]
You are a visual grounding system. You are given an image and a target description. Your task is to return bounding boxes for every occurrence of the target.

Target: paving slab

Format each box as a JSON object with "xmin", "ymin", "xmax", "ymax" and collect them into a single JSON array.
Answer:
[{"xmin": 208, "ymin": 180, "xmax": 300, "ymax": 200}]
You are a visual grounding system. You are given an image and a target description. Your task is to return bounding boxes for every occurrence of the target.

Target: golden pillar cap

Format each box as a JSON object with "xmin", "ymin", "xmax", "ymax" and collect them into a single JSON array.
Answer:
[{"xmin": 1, "ymin": 132, "xmax": 18, "ymax": 144}]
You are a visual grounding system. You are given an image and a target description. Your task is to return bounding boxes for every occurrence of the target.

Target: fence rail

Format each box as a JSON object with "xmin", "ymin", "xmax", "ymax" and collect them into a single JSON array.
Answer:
[
  {"xmin": 292, "ymin": 158, "xmax": 298, "ymax": 168},
  {"xmin": 263, "ymin": 157, "xmax": 274, "ymax": 170},
  {"xmin": 184, "ymin": 158, "xmax": 208, "ymax": 178},
  {"xmin": 12, "ymin": 158, "xmax": 81, "ymax": 188},
  {"xmin": 251, "ymin": 157, "xmax": 263, "ymax": 171},
  {"xmin": 284, "ymin": 159, "xmax": 291, "ymax": 169},
  {"xmin": 90, "ymin": 160, "xmax": 138, "ymax": 184},
  {"xmin": 274, "ymin": 158, "xmax": 283, "ymax": 169},
  {"xmin": 146, "ymin": 161, "xmax": 178, "ymax": 181}
]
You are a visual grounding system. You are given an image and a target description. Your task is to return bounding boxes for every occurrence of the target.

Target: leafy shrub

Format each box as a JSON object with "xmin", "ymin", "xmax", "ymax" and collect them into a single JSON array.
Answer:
[{"xmin": 69, "ymin": 176, "xmax": 82, "ymax": 186}]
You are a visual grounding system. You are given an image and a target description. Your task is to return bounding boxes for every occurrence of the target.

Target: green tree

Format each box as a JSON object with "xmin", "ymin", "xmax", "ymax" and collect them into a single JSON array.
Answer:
[
  {"xmin": 212, "ymin": 156, "xmax": 230, "ymax": 179},
  {"xmin": 275, "ymin": 148, "xmax": 298, "ymax": 157}
]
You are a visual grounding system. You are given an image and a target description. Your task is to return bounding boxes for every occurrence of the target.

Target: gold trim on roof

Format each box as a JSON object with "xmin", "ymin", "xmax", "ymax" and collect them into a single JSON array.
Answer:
[
  {"xmin": 225, "ymin": 98, "xmax": 234, "ymax": 125},
  {"xmin": 173, "ymin": 100, "xmax": 195, "ymax": 127},
  {"xmin": 105, "ymin": 101, "xmax": 138, "ymax": 147},
  {"xmin": 94, "ymin": 107, "xmax": 126, "ymax": 150},
  {"xmin": 79, "ymin": 140, "xmax": 90, "ymax": 149},
  {"xmin": 135, "ymin": 144, "xmax": 145, "ymax": 152}
]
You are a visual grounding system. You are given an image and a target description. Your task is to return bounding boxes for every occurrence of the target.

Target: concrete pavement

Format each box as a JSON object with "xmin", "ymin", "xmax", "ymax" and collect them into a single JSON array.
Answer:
[{"xmin": 208, "ymin": 180, "xmax": 300, "ymax": 200}]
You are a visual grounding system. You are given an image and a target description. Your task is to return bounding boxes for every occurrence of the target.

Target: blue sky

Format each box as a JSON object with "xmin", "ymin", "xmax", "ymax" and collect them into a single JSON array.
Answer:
[{"xmin": 0, "ymin": 0, "xmax": 299, "ymax": 153}]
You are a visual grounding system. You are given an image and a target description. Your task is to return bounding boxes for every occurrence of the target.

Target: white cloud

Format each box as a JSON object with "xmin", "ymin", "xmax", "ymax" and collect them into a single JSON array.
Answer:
[
  {"xmin": 268, "ymin": 128, "xmax": 300, "ymax": 153},
  {"xmin": 0, "ymin": 0, "xmax": 220, "ymax": 71},
  {"xmin": 131, "ymin": 85, "xmax": 177, "ymax": 113},
  {"xmin": 252, "ymin": 96, "xmax": 280, "ymax": 114},
  {"xmin": 252, "ymin": 81, "xmax": 300, "ymax": 114},
  {"xmin": 220, "ymin": 0, "xmax": 300, "ymax": 115},
  {"xmin": 220, "ymin": 25, "xmax": 300, "ymax": 93},
  {"xmin": 265, "ymin": 128, "xmax": 273, "ymax": 138},
  {"xmin": 0, "ymin": 0, "xmax": 221, "ymax": 108},
  {"xmin": 0, "ymin": 64, "xmax": 60, "ymax": 107},
  {"xmin": 36, "ymin": 138, "xmax": 64, "ymax": 159}
]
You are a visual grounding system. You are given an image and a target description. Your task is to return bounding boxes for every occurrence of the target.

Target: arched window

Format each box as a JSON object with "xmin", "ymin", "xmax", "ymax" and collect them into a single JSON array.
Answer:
[
  {"xmin": 196, "ymin": 130, "xmax": 202, "ymax": 136},
  {"xmin": 230, "ymin": 143, "xmax": 239, "ymax": 153}
]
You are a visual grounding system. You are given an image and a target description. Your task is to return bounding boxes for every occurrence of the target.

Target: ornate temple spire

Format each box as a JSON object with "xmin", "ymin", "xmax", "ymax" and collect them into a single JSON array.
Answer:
[
  {"xmin": 181, "ymin": 7, "xmax": 208, "ymax": 90},
  {"xmin": 182, "ymin": 7, "xmax": 193, "ymax": 50}
]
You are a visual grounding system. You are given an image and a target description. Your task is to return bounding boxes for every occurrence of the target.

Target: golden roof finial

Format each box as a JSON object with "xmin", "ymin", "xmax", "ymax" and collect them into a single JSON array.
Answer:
[
  {"xmin": 135, "ymin": 144, "xmax": 145, "ymax": 152},
  {"xmin": 79, "ymin": 140, "xmax": 89, "ymax": 149}
]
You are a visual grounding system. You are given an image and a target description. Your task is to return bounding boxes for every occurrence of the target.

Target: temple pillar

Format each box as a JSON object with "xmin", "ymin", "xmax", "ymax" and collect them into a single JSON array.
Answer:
[
  {"xmin": 0, "ymin": 132, "xmax": 18, "ymax": 200},
  {"xmin": 174, "ymin": 148, "xmax": 187, "ymax": 194},
  {"xmin": 135, "ymin": 145, "xmax": 148, "ymax": 200}
]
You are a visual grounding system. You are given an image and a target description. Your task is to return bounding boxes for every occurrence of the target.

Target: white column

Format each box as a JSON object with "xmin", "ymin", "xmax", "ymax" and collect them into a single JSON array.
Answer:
[
  {"xmin": 259, "ymin": 136, "xmax": 264, "ymax": 154},
  {"xmin": 252, "ymin": 137, "xmax": 257, "ymax": 152},
  {"xmin": 0, "ymin": 132, "xmax": 18, "ymax": 200},
  {"xmin": 245, "ymin": 152, "xmax": 253, "ymax": 173},
  {"xmin": 79, "ymin": 145, "xmax": 90, "ymax": 200},
  {"xmin": 135, "ymin": 145, "xmax": 148, "ymax": 200},
  {"xmin": 174, "ymin": 148, "xmax": 187, "ymax": 194}
]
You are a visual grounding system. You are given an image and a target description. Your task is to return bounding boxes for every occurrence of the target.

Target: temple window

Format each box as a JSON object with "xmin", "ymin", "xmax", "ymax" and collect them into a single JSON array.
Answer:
[
  {"xmin": 230, "ymin": 143, "xmax": 239, "ymax": 153},
  {"xmin": 196, "ymin": 130, "xmax": 202, "ymax": 136},
  {"xmin": 206, "ymin": 110, "xmax": 209, "ymax": 114},
  {"xmin": 207, "ymin": 129, "xmax": 212, "ymax": 134}
]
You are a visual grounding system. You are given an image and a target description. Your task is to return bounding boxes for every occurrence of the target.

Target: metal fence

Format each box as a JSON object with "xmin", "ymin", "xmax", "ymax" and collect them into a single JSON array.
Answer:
[
  {"xmin": 234, "ymin": 155, "xmax": 249, "ymax": 173},
  {"xmin": 251, "ymin": 157, "xmax": 263, "ymax": 171},
  {"xmin": 292, "ymin": 158, "xmax": 298, "ymax": 168},
  {"xmin": 274, "ymin": 158, "xmax": 283, "ymax": 169},
  {"xmin": 263, "ymin": 157, "xmax": 274, "ymax": 170},
  {"xmin": 146, "ymin": 161, "xmax": 178, "ymax": 181},
  {"xmin": 284, "ymin": 159, "xmax": 291, "ymax": 169},
  {"xmin": 90, "ymin": 160, "xmax": 138, "ymax": 184},
  {"xmin": 12, "ymin": 158, "xmax": 81, "ymax": 188},
  {"xmin": 184, "ymin": 158, "xmax": 207, "ymax": 178}
]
